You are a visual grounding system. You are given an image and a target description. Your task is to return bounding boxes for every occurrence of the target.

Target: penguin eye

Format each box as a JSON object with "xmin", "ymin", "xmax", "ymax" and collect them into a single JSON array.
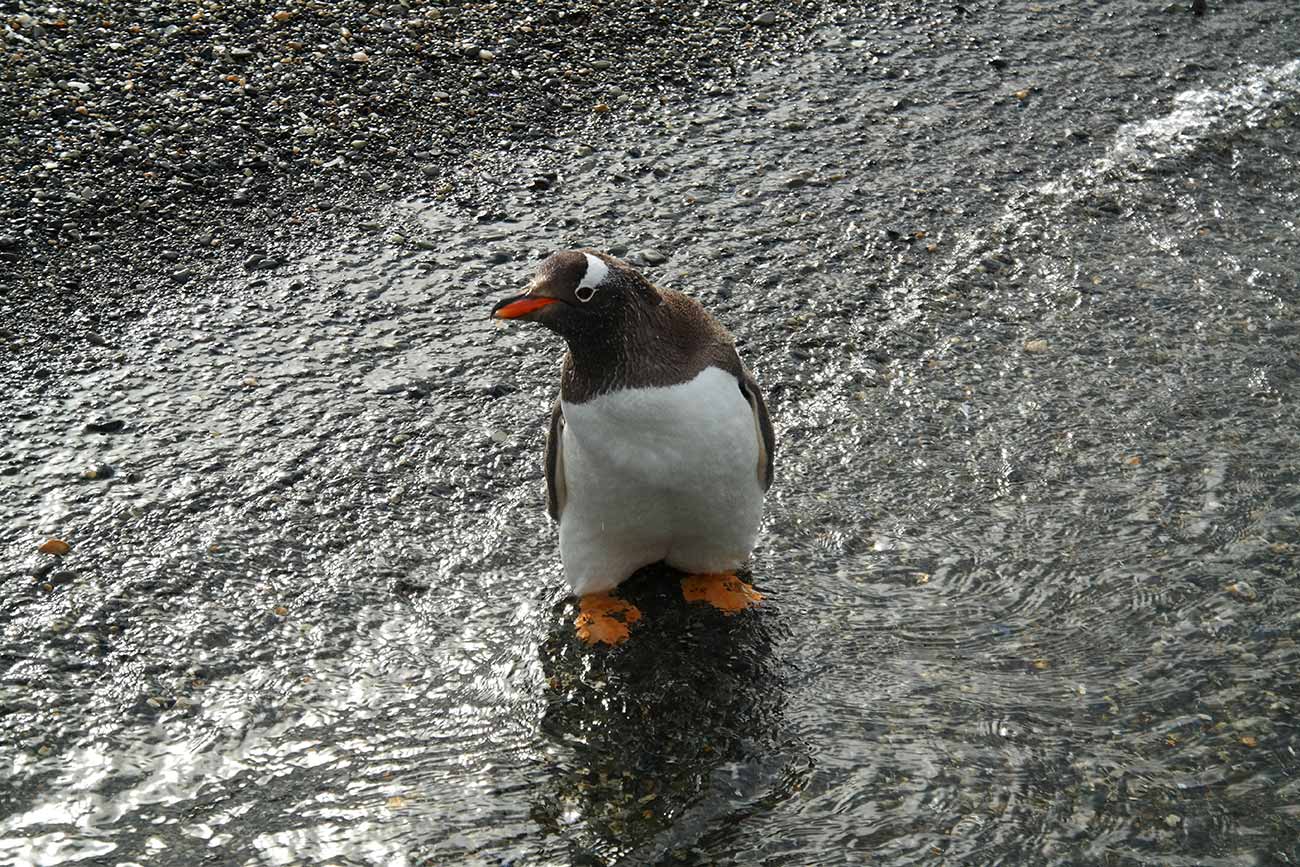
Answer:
[{"xmin": 575, "ymin": 285, "xmax": 596, "ymax": 303}]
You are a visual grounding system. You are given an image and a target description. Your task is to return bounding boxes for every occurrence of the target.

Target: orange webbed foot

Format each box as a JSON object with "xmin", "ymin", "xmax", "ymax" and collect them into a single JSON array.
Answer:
[
  {"xmin": 575, "ymin": 592, "xmax": 642, "ymax": 646},
  {"xmin": 680, "ymin": 572, "xmax": 763, "ymax": 614}
]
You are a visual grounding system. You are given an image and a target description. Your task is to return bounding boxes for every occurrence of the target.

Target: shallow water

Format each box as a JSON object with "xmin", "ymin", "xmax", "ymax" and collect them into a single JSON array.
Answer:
[{"xmin": 3, "ymin": 2, "xmax": 1300, "ymax": 865}]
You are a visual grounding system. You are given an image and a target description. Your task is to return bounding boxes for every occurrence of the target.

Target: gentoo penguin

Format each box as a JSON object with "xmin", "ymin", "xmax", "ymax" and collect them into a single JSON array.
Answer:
[{"xmin": 492, "ymin": 249, "xmax": 775, "ymax": 645}]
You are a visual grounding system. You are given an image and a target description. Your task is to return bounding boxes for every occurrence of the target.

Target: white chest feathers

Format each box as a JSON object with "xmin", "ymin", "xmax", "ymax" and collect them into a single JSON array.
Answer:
[{"xmin": 557, "ymin": 365, "xmax": 766, "ymax": 595}]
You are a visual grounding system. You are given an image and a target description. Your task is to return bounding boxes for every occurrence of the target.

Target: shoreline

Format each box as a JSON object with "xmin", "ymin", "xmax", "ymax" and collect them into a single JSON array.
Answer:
[{"xmin": 1, "ymin": 0, "xmax": 829, "ymax": 395}]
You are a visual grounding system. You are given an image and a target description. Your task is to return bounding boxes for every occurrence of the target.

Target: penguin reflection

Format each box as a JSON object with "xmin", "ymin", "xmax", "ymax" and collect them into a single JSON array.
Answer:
[{"xmin": 531, "ymin": 565, "xmax": 797, "ymax": 865}]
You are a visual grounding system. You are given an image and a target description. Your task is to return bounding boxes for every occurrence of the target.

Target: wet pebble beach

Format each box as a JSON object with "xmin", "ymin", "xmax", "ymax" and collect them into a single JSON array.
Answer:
[{"xmin": 3, "ymin": 1, "xmax": 1300, "ymax": 865}]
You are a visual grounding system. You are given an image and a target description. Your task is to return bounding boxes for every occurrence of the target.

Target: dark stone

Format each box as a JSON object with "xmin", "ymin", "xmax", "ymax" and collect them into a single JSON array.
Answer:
[
  {"xmin": 482, "ymin": 381, "xmax": 517, "ymax": 398},
  {"xmin": 84, "ymin": 419, "xmax": 126, "ymax": 434},
  {"xmin": 638, "ymin": 248, "xmax": 667, "ymax": 265},
  {"xmin": 30, "ymin": 560, "xmax": 57, "ymax": 579},
  {"xmin": 86, "ymin": 463, "xmax": 115, "ymax": 479}
]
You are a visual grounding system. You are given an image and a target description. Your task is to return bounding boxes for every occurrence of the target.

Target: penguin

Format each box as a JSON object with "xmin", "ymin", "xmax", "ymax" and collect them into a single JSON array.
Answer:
[{"xmin": 492, "ymin": 250, "xmax": 775, "ymax": 644}]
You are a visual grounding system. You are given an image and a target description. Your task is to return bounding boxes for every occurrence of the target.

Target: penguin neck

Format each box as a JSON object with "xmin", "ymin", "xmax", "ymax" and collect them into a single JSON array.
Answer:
[
  {"xmin": 556, "ymin": 289, "xmax": 737, "ymax": 405},
  {"xmin": 560, "ymin": 304, "xmax": 669, "ymax": 403}
]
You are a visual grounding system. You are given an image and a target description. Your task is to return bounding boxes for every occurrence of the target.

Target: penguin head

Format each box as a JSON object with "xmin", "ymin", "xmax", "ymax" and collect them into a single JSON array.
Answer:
[{"xmin": 491, "ymin": 249, "xmax": 660, "ymax": 340}]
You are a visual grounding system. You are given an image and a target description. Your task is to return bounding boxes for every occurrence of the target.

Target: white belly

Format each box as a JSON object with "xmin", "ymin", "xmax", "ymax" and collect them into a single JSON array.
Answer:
[{"xmin": 558, "ymin": 366, "xmax": 765, "ymax": 595}]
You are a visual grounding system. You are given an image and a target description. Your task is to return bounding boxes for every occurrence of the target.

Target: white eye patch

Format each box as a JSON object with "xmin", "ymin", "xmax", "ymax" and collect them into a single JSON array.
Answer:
[{"xmin": 575, "ymin": 252, "xmax": 608, "ymax": 302}]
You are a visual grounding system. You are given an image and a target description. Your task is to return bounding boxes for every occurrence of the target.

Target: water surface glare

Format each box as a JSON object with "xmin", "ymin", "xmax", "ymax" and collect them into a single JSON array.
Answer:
[{"xmin": 3, "ymin": 6, "xmax": 1300, "ymax": 866}]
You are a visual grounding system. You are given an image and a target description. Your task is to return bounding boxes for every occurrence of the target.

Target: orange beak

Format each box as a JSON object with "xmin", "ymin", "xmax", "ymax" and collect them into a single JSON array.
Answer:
[{"xmin": 491, "ymin": 294, "xmax": 559, "ymax": 320}]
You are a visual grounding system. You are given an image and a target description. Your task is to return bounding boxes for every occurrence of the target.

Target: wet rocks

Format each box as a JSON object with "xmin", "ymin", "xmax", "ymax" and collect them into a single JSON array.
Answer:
[{"xmin": 83, "ymin": 419, "xmax": 126, "ymax": 434}]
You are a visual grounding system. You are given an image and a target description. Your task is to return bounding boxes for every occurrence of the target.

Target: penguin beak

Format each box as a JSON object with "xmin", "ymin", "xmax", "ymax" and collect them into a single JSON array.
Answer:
[{"xmin": 492, "ymin": 293, "xmax": 559, "ymax": 320}]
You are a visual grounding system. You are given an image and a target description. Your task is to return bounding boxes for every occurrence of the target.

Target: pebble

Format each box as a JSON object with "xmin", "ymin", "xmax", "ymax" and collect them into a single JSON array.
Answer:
[
  {"xmin": 48, "ymin": 571, "xmax": 77, "ymax": 587},
  {"xmin": 83, "ymin": 463, "xmax": 115, "ymax": 480},
  {"xmin": 38, "ymin": 539, "xmax": 71, "ymax": 556},
  {"xmin": 1226, "ymin": 581, "xmax": 1258, "ymax": 602},
  {"xmin": 638, "ymin": 248, "xmax": 667, "ymax": 265},
  {"xmin": 754, "ymin": 11, "xmax": 778, "ymax": 26},
  {"xmin": 30, "ymin": 560, "xmax": 58, "ymax": 580},
  {"xmin": 1023, "ymin": 339, "xmax": 1049, "ymax": 353},
  {"xmin": 84, "ymin": 419, "xmax": 126, "ymax": 434},
  {"xmin": 242, "ymin": 254, "xmax": 282, "ymax": 271}
]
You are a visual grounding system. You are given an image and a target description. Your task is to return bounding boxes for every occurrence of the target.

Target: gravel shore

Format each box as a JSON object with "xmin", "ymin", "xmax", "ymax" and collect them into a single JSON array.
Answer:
[{"xmin": 1, "ymin": 0, "xmax": 826, "ymax": 395}]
